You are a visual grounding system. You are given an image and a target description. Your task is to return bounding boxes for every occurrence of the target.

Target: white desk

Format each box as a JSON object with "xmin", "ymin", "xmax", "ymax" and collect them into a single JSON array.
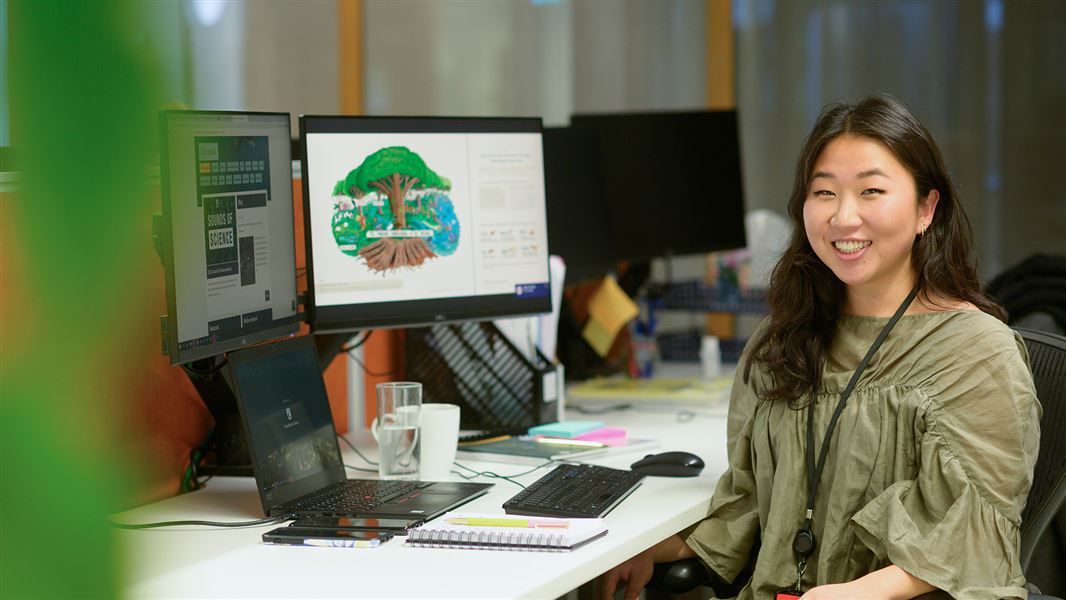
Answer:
[{"xmin": 118, "ymin": 405, "xmax": 729, "ymax": 599}]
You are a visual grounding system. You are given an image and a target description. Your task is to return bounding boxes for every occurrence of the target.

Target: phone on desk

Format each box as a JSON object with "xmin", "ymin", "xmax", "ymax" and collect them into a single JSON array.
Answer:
[
  {"xmin": 263, "ymin": 527, "xmax": 394, "ymax": 547},
  {"xmin": 288, "ymin": 516, "xmax": 421, "ymax": 534}
]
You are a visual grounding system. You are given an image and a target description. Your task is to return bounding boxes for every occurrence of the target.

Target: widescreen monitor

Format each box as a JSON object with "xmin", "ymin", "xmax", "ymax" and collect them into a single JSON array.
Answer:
[
  {"xmin": 158, "ymin": 110, "xmax": 299, "ymax": 365},
  {"xmin": 299, "ymin": 116, "xmax": 552, "ymax": 333},
  {"xmin": 568, "ymin": 110, "xmax": 746, "ymax": 266}
]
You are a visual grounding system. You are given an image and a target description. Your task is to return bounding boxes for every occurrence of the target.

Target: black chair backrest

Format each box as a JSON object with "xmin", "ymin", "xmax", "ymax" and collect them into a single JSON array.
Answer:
[{"xmin": 1016, "ymin": 327, "xmax": 1066, "ymax": 574}]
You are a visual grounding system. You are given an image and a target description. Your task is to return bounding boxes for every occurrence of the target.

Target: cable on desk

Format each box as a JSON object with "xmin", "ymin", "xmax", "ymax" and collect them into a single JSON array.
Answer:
[
  {"xmin": 111, "ymin": 514, "xmax": 292, "ymax": 530},
  {"xmin": 571, "ymin": 403, "xmax": 715, "ymax": 422},
  {"xmin": 451, "ymin": 459, "xmax": 557, "ymax": 489},
  {"xmin": 570, "ymin": 404, "xmax": 634, "ymax": 415},
  {"xmin": 338, "ymin": 434, "xmax": 377, "ymax": 465},
  {"xmin": 627, "ymin": 406, "xmax": 719, "ymax": 422},
  {"xmin": 181, "ymin": 447, "xmax": 206, "ymax": 493},
  {"xmin": 181, "ymin": 438, "xmax": 249, "ymax": 494}
]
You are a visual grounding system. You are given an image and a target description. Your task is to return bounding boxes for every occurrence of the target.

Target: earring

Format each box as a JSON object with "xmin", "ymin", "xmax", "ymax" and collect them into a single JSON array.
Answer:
[{"xmin": 919, "ymin": 222, "xmax": 928, "ymax": 238}]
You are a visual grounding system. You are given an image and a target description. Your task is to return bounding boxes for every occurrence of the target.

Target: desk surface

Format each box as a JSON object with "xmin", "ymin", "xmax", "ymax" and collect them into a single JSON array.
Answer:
[{"xmin": 118, "ymin": 404, "xmax": 729, "ymax": 599}]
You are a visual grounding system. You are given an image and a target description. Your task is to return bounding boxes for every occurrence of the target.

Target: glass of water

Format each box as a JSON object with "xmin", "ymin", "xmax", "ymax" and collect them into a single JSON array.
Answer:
[{"xmin": 372, "ymin": 382, "xmax": 421, "ymax": 480}]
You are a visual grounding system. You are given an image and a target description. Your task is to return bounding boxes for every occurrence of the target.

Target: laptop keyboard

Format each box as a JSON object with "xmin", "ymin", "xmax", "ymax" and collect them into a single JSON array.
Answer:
[
  {"xmin": 296, "ymin": 479, "xmax": 422, "ymax": 513},
  {"xmin": 502, "ymin": 464, "xmax": 645, "ymax": 518}
]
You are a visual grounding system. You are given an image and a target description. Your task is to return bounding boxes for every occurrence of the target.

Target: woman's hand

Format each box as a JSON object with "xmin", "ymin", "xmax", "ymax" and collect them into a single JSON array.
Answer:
[
  {"xmin": 799, "ymin": 565, "xmax": 935, "ymax": 600},
  {"xmin": 596, "ymin": 534, "xmax": 696, "ymax": 600},
  {"xmin": 800, "ymin": 581, "xmax": 882, "ymax": 599},
  {"xmin": 596, "ymin": 547, "xmax": 656, "ymax": 600}
]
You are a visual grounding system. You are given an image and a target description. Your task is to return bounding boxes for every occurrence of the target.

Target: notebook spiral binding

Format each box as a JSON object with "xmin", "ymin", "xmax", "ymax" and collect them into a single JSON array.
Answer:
[{"xmin": 406, "ymin": 528, "xmax": 568, "ymax": 551}]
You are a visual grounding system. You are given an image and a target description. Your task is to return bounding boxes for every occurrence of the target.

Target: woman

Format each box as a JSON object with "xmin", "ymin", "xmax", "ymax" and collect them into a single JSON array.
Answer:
[{"xmin": 599, "ymin": 94, "xmax": 1040, "ymax": 600}]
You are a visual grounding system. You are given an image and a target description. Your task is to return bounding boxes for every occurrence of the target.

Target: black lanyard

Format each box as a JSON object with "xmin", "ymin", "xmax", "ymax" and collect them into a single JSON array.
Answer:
[{"xmin": 790, "ymin": 285, "xmax": 919, "ymax": 586}]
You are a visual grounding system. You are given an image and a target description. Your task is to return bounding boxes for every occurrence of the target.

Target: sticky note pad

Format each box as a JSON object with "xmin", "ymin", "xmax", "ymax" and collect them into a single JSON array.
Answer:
[
  {"xmin": 528, "ymin": 420, "xmax": 605, "ymax": 439},
  {"xmin": 581, "ymin": 275, "xmax": 639, "ymax": 357},
  {"xmin": 574, "ymin": 426, "xmax": 627, "ymax": 446}
]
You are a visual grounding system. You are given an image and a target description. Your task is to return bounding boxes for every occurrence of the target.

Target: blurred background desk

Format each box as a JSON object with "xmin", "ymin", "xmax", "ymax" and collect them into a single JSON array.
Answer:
[{"xmin": 117, "ymin": 403, "xmax": 730, "ymax": 599}]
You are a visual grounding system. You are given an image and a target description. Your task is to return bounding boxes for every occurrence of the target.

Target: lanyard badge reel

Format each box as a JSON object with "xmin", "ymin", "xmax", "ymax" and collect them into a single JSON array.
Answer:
[{"xmin": 776, "ymin": 286, "xmax": 918, "ymax": 599}]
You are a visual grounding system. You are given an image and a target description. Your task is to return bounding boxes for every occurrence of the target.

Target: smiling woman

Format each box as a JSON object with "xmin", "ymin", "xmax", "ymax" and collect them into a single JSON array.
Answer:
[
  {"xmin": 802, "ymin": 135, "xmax": 939, "ymax": 316},
  {"xmin": 752, "ymin": 93, "xmax": 1006, "ymax": 404},
  {"xmin": 598, "ymin": 94, "xmax": 1040, "ymax": 600}
]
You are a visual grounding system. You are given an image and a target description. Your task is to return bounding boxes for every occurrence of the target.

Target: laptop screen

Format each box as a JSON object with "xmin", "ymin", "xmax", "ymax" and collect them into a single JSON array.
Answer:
[{"xmin": 229, "ymin": 336, "xmax": 346, "ymax": 511}]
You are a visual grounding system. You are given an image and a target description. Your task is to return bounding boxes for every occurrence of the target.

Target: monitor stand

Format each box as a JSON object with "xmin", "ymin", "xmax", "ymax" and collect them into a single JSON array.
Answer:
[{"xmin": 183, "ymin": 357, "xmax": 254, "ymax": 477}]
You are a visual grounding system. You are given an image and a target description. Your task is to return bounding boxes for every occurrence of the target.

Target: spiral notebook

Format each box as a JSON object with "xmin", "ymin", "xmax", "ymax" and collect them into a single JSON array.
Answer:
[{"xmin": 406, "ymin": 512, "xmax": 608, "ymax": 551}]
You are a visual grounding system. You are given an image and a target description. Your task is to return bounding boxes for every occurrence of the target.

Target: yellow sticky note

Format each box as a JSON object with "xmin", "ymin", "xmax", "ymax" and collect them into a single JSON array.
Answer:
[
  {"xmin": 582, "ymin": 318, "xmax": 615, "ymax": 357},
  {"xmin": 581, "ymin": 275, "xmax": 639, "ymax": 357}
]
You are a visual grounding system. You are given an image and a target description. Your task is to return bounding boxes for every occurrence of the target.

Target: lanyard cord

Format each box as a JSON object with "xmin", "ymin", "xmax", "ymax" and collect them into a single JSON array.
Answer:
[{"xmin": 795, "ymin": 285, "xmax": 920, "ymax": 559}]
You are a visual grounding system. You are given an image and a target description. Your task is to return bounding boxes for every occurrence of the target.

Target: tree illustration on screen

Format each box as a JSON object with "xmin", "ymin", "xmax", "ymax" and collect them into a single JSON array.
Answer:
[{"xmin": 331, "ymin": 146, "xmax": 460, "ymax": 272}]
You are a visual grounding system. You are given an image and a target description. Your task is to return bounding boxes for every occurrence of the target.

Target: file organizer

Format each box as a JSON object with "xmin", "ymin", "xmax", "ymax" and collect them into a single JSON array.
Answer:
[{"xmin": 405, "ymin": 322, "xmax": 560, "ymax": 431}]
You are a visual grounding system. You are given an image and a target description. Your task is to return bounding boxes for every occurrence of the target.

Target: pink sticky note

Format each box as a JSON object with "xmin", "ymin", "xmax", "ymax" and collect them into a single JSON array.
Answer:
[{"xmin": 573, "ymin": 427, "xmax": 627, "ymax": 446}]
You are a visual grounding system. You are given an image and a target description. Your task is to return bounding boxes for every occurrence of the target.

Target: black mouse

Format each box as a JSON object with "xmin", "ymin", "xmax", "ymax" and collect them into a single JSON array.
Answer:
[{"xmin": 630, "ymin": 451, "xmax": 705, "ymax": 477}]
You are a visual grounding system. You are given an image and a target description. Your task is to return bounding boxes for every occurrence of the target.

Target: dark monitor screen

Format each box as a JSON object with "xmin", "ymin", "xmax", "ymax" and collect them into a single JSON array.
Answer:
[
  {"xmin": 566, "ymin": 110, "xmax": 746, "ymax": 267},
  {"xmin": 158, "ymin": 110, "xmax": 299, "ymax": 365},
  {"xmin": 299, "ymin": 116, "xmax": 552, "ymax": 333},
  {"xmin": 543, "ymin": 125, "xmax": 615, "ymax": 284}
]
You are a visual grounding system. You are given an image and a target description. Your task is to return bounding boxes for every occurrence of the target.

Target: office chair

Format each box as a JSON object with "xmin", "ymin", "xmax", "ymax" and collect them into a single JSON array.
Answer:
[
  {"xmin": 1016, "ymin": 327, "xmax": 1066, "ymax": 596},
  {"xmin": 986, "ymin": 254, "xmax": 1066, "ymax": 333},
  {"xmin": 645, "ymin": 327, "xmax": 1066, "ymax": 599}
]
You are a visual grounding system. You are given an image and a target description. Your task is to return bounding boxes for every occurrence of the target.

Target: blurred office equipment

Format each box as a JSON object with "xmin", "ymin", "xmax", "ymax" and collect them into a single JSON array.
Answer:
[
  {"xmin": 543, "ymin": 110, "xmax": 748, "ymax": 379},
  {"xmin": 987, "ymin": 254, "xmax": 1066, "ymax": 335}
]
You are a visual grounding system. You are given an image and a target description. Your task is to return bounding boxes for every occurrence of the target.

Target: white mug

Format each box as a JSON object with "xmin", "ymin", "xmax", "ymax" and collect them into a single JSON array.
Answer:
[{"xmin": 418, "ymin": 403, "xmax": 460, "ymax": 480}]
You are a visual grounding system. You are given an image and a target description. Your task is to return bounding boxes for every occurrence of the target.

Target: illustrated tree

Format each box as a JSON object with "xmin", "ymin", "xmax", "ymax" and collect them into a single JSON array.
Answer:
[
  {"xmin": 341, "ymin": 146, "xmax": 449, "ymax": 229},
  {"xmin": 338, "ymin": 147, "xmax": 452, "ymax": 272}
]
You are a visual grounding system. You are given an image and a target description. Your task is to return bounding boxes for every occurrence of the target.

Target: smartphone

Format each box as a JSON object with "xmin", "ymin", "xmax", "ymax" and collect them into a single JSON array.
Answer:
[
  {"xmin": 262, "ymin": 527, "xmax": 395, "ymax": 547},
  {"xmin": 288, "ymin": 517, "xmax": 421, "ymax": 534}
]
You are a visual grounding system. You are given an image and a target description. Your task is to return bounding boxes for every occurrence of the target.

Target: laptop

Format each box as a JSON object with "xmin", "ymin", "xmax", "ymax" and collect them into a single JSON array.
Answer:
[{"xmin": 228, "ymin": 335, "xmax": 492, "ymax": 519}]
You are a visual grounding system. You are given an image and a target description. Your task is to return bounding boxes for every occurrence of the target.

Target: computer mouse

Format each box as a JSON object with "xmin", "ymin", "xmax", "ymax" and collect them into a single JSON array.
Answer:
[{"xmin": 630, "ymin": 451, "xmax": 705, "ymax": 477}]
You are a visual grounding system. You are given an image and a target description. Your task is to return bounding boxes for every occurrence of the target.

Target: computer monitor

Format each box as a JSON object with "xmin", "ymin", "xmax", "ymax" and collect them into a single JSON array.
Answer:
[
  {"xmin": 554, "ymin": 110, "xmax": 746, "ymax": 270},
  {"xmin": 299, "ymin": 116, "xmax": 552, "ymax": 333},
  {"xmin": 542, "ymin": 125, "xmax": 615, "ymax": 284},
  {"xmin": 158, "ymin": 110, "xmax": 299, "ymax": 366}
]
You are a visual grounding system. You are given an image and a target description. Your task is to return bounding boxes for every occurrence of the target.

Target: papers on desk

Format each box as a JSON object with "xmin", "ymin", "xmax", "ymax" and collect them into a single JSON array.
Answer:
[
  {"xmin": 566, "ymin": 376, "xmax": 731, "ymax": 411},
  {"xmin": 407, "ymin": 512, "xmax": 608, "ymax": 551},
  {"xmin": 456, "ymin": 436, "xmax": 658, "ymax": 465}
]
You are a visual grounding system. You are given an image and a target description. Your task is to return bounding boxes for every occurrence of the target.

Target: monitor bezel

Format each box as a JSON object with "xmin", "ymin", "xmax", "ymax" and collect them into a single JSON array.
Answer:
[
  {"xmin": 158, "ymin": 109, "xmax": 300, "ymax": 365},
  {"xmin": 298, "ymin": 115, "xmax": 552, "ymax": 334}
]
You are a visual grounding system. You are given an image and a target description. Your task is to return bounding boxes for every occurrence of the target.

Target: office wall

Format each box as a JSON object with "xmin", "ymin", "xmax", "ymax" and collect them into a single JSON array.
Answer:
[
  {"xmin": 734, "ymin": 0, "xmax": 1066, "ymax": 279},
  {"xmin": 363, "ymin": 0, "xmax": 706, "ymax": 124},
  {"xmin": 183, "ymin": 2, "xmax": 339, "ymax": 134}
]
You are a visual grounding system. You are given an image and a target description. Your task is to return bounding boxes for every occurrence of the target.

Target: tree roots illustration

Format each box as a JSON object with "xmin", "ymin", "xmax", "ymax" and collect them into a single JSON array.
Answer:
[{"xmin": 357, "ymin": 237, "xmax": 437, "ymax": 272}]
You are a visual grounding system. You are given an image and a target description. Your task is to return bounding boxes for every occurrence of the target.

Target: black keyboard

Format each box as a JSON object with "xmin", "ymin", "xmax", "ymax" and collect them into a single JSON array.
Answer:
[
  {"xmin": 297, "ymin": 479, "xmax": 420, "ymax": 512},
  {"xmin": 503, "ymin": 464, "xmax": 646, "ymax": 518}
]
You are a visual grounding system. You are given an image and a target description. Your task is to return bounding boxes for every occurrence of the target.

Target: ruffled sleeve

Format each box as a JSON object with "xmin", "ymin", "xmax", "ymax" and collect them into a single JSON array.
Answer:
[
  {"xmin": 851, "ymin": 326, "xmax": 1041, "ymax": 600},
  {"xmin": 684, "ymin": 350, "xmax": 764, "ymax": 585}
]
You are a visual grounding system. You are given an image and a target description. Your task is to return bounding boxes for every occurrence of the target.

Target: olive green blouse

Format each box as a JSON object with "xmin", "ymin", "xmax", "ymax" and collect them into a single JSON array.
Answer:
[{"xmin": 685, "ymin": 310, "xmax": 1041, "ymax": 600}]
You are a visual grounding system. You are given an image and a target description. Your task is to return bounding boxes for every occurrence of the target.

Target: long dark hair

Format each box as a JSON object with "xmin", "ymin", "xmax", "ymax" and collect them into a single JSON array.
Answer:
[{"xmin": 744, "ymin": 93, "xmax": 1005, "ymax": 404}]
